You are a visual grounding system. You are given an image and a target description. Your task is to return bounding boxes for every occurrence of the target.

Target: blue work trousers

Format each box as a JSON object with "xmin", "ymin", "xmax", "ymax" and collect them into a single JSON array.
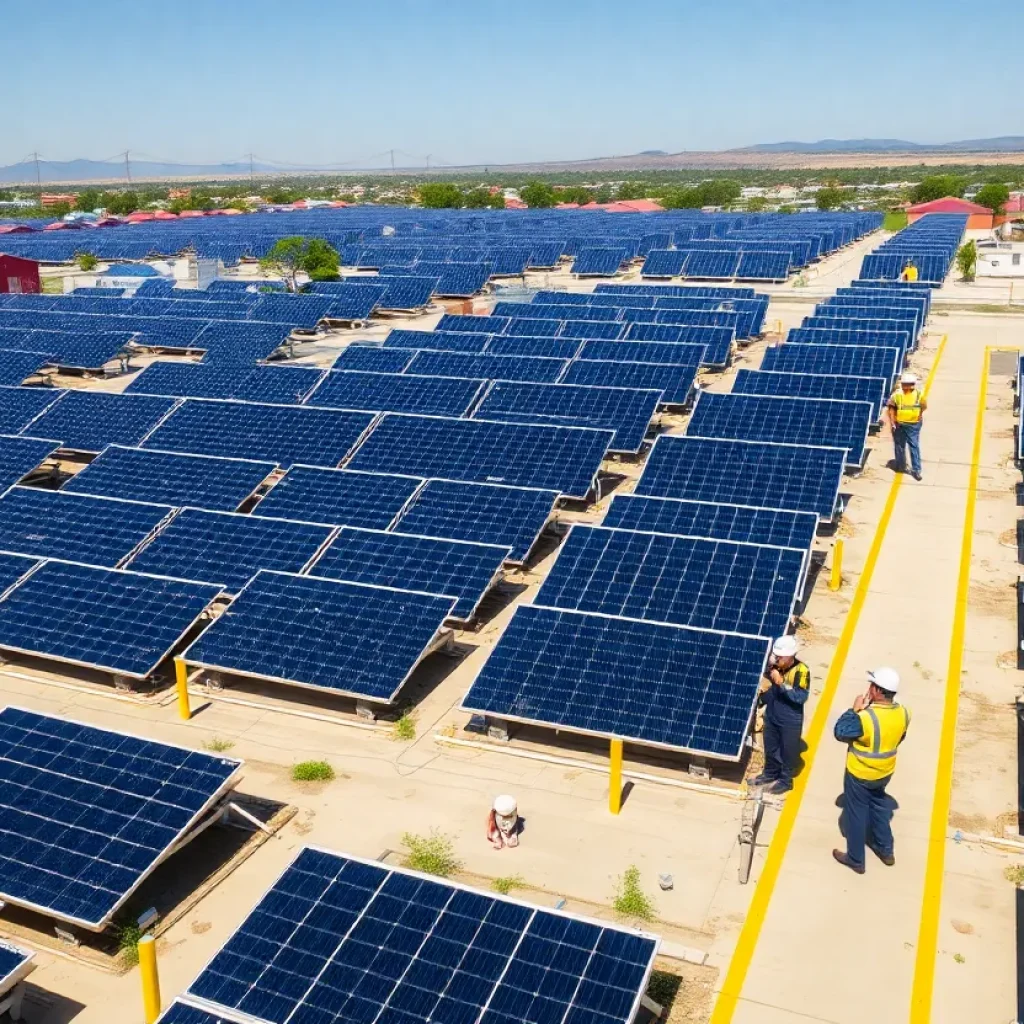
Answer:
[
  {"xmin": 763, "ymin": 716, "xmax": 801, "ymax": 789},
  {"xmin": 893, "ymin": 422, "xmax": 922, "ymax": 475},
  {"xmin": 842, "ymin": 771, "xmax": 894, "ymax": 867}
]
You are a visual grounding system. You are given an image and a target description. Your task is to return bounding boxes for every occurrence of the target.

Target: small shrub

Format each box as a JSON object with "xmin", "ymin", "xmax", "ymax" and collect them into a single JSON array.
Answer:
[
  {"xmin": 953, "ymin": 952, "xmax": 966, "ymax": 964},
  {"xmin": 492, "ymin": 875, "xmax": 524, "ymax": 895},
  {"xmin": 392, "ymin": 712, "xmax": 417, "ymax": 741},
  {"xmin": 613, "ymin": 866, "xmax": 656, "ymax": 921},
  {"xmin": 402, "ymin": 829, "xmax": 461, "ymax": 877},
  {"xmin": 203, "ymin": 736, "xmax": 235, "ymax": 752},
  {"xmin": 77, "ymin": 252, "xmax": 98, "ymax": 272},
  {"xmin": 292, "ymin": 760, "xmax": 335, "ymax": 783},
  {"xmin": 1004, "ymin": 864, "xmax": 1024, "ymax": 886},
  {"xmin": 117, "ymin": 922, "xmax": 144, "ymax": 966}
]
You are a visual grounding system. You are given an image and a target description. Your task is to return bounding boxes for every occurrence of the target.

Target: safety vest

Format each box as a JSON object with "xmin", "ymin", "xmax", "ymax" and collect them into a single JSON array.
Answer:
[
  {"xmin": 891, "ymin": 388, "xmax": 923, "ymax": 424},
  {"xmin": 902, "ymin": 266, "xmax": 919, "ymax": 282},
  {"xmin": 846, "ymin": 702, "xmax": 910, "ymax": 781}
]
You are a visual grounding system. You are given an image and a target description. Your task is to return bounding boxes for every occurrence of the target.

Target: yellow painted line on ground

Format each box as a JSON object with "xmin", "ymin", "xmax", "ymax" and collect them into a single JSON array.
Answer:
[{"xmin": 710, "ymin": 335, "xmax": 948, "ymax": 1024}]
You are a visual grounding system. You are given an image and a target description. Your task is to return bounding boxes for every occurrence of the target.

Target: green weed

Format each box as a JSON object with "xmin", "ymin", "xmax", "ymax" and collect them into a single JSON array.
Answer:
[
  {"xmin": 117, "ymin": 922, "xmax": 144, "ymax": 966},
  {"xmin": 292, "ymin": 760, "xmax": 335, "ymax": 783},
  {"xmin": 492, "ymin": 875, "xmax": 524, "ymax": 895},
  {"xmin": 203, "ymin": 736, "xmax": 235, "ymax": 752},
  {"xmin": 613, "ymin": 866, "xmax": 656, "ymax": 921},
  {"xmin": 402, "ymin": 829, "xmax": 461, "ymax": 877},
  {"xmin": 1004, "ymin": 864, "xmax": 1024, "ymax": 886},
  {"xmin": 392, "ymin": 712, "xmax": 417, "ymax": 741}
]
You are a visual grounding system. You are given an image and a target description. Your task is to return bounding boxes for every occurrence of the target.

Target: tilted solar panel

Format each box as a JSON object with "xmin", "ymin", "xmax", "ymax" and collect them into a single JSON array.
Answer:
[
  {"xmin": 462, "ymin": 604, "xmax": 770, "ymax": 757},
  {"xmin": 436, "ymin": 313, "xmax": 510, "ymax": 334},
  {"xmin": 347, "ymin": 414, "xmax": 612, "ymax": 499},
  {"xmin": 383, "ymin": 329, "xmax": 491, "ymax": 353},
  {"xmin": 0, "ymin": 386, "xmax": 66, "ymax": 434},
  {"xmin": 578, "ymin": 339, "xmax": 712, "ymax": 368},
  {"xmin": 573, "ymin": 247, "xmax": 629, "ymax": 276},
  {"xmin": 642, "ymin": 250, "xmax": 689, "ymax": 278},
  {"xmin": 502, "ymin": 317, "xmax": 562, "ymax": 338},
  {"xmin": 558, "ymin": 319, "xmax": 626, "ymax": 340},
  {"xmin": 0, "ymin": 552, "xmax": 41, "ymax": 594},
  {"xmin": 559, "ymin": 358, "xmax": 699, "ymax": 405},
  {"xmin": 307, "ymin": 371, "xmax": 486, "ymax": 417},
  {"xmin": 526, "ymin": 303, "xmax": 622, "ymax": 322},
  {"xmin": 623, "ymin": 323, "xmax": 734, "ymax": 367},
  {"xmin": 0, "ymin": 435, "xmax": 62, "ymax": 491},
  {"xmin": 735, "ymin": 251, "xmax": 791, "ymax": 281},
  {"xmin": 63, "ymin": 446, "xmax": 277, "ymax": 511},
  {"xmin": 0, "ymin": 940, "xmax": 32, "ymax": 993},
  {"xmin": 485, "ymin": 335, "xmax": 583, "ymax": 358},
  {"xmin": 683, "ymin": 250, "xmax": 741, "ymax": 279},
  {"xmin": 405, "ymin": 351, "xmax": 569, "ymax": 384},
  {"xmin": 0, "ymin": 350, "xmax": 50, "ymax": 387},
  {"xmin": 801, "ymin": 318, "xmax": 912, "ymax": 352},
  {"xmin": 126, "ymin": 362, "xmax": 325, "ymax": 404},
  {"xmin": 183, "ymin": 571, "xmax": 455, "ymax": 700},
  {"xmin": 332, "ymin": 346, "xmax": 418, "ymax": 373},
  {"xmin": 733, "ymin": 369, "xmax": 888, "ymax": 419},
  {"xmin": 771, "ymin": 339, "xmax": 903, "ymax": 383},
  {"xmin": 377, "ymin": 275, "xmax": 439, "ymax": 310}
]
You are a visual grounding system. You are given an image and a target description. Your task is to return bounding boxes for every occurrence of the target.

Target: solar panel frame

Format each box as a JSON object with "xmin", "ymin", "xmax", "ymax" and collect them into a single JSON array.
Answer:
[
  {"xmin": 306, "ymin": 371, "xmax": 487, "ymax": 418},
  {"xmin": 732, "ymin": 368, "xmax": 888, "ymax": 420},
  {"xmin": 559, "ymin": 358, "xmax": 699, "ymax": 405},
  {"xmin": 405, "ymin": 352, "xmax": 569, "ymax": 384},
  {"xmin": 761, "ymin": 341, "xmax": 902, "ymax": 386},
  {"xmin": 383, "ymin": 329, "xmax": 492, "ymax": 354},
  {"xmin": 0, "ymin": 939, "xmax": 33, "ymax": 998},
  {"xmin": 0, "ymin": 435, "xmax": 63, "ymax": 491},
  {"xmin": 0, "ymin": 386, "xmax": 66, "ymax": 435},
  {"xmin": 332, "ymin": 346, "xmax": 418, "ymax": 373}
]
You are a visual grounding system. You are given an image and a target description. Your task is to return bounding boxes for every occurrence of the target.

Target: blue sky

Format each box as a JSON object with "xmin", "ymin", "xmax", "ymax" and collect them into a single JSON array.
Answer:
[{"xmin": 3, "ymin": 0, "xmax": 1020, "ymax": 168}]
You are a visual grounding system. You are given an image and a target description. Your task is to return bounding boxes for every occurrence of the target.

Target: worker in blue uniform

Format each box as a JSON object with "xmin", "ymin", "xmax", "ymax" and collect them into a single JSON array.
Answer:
[
  {"xmin": 833, "ymin": 666, "xmax": 911, "ymax": 873},
  {"xmin": 751, "ymin": 635, "xmax": 809, "ymax": 795}
]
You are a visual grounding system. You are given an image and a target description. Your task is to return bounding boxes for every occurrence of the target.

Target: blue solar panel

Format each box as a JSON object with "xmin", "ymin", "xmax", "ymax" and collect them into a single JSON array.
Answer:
[
  {"xmin": 558, "ymin": 319, "xmax": 626, "ymax": 340},
  {"xmin": 376, "ymin": 276, "xmax": 439, "ymax": 310},
  {"xmin": 248, "ymin": 294, "xmax": 334, "ymax": 328},
  {"xmin": 528, "ymin": 241, "xmax": 566, "ymax": 267},
  {"xmin": 526, "ymin": 304, "xmax": 623, "ymax": 322},
  {"xmin": 383, "ymin": 329, "xmax": 491, "ymax": 353},
  {"xmin": 559, "ymin": 358, "xmax": 698, "ymax": 405},
  {"xmin": 310, "ymin": 527, "xmax": 509, "ymax": 621},
  {"xmin": 474, "ymin": 381, "xmax": 660, "ymax": 453},
  {"xmin": 735, "ymin": 251, "xmax": 791, "ymax": 281},
  {"xmin": 486, "ymin": 335, "xmax": 583, "ymax": 358},
  {"xmin": 0, "ymin": 386, "xmax": 65, "ymax": 434},
  {"xmin": 143, "ymin": 399, "xmax": 377, "ymax": 468},
  {"xmin": 572, "ymin": 247, "xmax": 629, "ymax": 276},
  {"xmin": 462, "ymin": 605, "xmax": 770, "ymax": 756},
  {"xmin": 183, "ymin": 571, "xmax": 455, "ymax": 700},
  {"xmin": 24, "ymin": 390, "xmax": 179, "ymax": 453},
  {"xmin": 636, "ymin": 435, "xmax": 845, "ymax": 520},
  {"xmin": 0, "ymin": 940, "xmax": 31, "ymax": 991},
  {"xmin": 127, "ymin": 508, "xmax": 334, "ymax": 593},
  {"xmin": 254, "ymin": 465, "xmax": 422, "ymax": 528},
  {"xmin": 0, "ymin": 562, "xmax": 221, "ymax": 679},
  {"xmin": 0, "ymin": 435, "xmax": 62, "ymax": 491},
  {"xmin": 761, "ymin": 342, "xmax": 902, "ymax": 386},
  {"xmin": 63, "ymin": 446, "xmax": 277, "ymax": 511},
  {"xmin": 688, "ymin": 391, "xmax": 871, "ymax": 467},
  {"xmin": 578, "ymin": 339, "xmax": 712, "ymax": 368},
  {"xmin": 393, "ymin": 478, "xmax": 557, "ymax": 562},
  {"xmin": 191, "ymin": 322, "xmax": 293, "ymax": 363},
  {"xmin": 683, "ymin": 250, "xmax": 741, "ymax": 279},
  {"xmin": 503, "ymin": 317, "xmax": 562, "ymax": 338},
  {"xmin": 183, "ymin": 846, "xmax": 657, "ymax": 1024},
  {"xmin": 0, "ymin": 350, "xmax": 50, "ymax": 387},
  {"xmin": 0, "ymin": 552, "xmax": 41, "ymax": 594},
  {"xmin": 333, "ymin": 346, "xmax": 418, "ymax": 373},
  {"xmin": 623, "ymin": 323, "xmax": 734, "ymax": 366},
  {"xmin": 801, "ymin": 318, "xmax": 912, "ymax": 353},
  {"xmin": 641, "ymin": 250, "xmax": 689, "ymax": 278},
  {"xmin": 348, "ymin": 414, "xmax": 612, "ymax": 499},
  {"xmin": 733, "ymin": 369, "xmax": 888, "ymax": 419},
  {"xmin": 307, "ymin": 371, "xmax": 486, "ymax": 417},
  {"xmin": 536, "ymin": 525, "xmax": 803, "ymax": 637},
  {"xmin": 405, "ymin": 352, "xmax": 569, "ymax": 384},
  {"xmin": 127, "ymin": 362, "xmax": 325, "ymax": 404},
  {"xmin": 436, "ymin": 314, "xmax": 511, "ymax": 334}
]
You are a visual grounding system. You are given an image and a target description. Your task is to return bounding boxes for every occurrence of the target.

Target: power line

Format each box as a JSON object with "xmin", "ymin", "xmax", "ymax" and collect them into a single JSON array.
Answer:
[{"xmin": 124, "ymin": 150, "xmax": 131, "ymax": 185}]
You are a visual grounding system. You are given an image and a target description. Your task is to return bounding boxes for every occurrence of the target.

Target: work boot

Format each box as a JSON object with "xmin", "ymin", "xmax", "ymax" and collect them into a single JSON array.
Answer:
[
  {"xmin": 749, "ymin": 774, "xmax": 776, "ymax": 788},
  {"xmin": 766, "ymin": 780, "xmax": 792, "ymax": 795},
  {"xmin": 832, "ymin": 849, "xmax": 865, "ymax": 874},
  {"xmin": 912, "ymin": 472, "xmax": 922, "ymax": 482},
  {"xmin": 868, "ymin": 845, "xmax": 895, "ymax": 866}
]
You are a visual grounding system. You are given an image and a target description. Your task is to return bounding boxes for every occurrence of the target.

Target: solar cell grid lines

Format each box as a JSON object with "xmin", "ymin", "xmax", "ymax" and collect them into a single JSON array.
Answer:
[
  {"xmin": 0, "ymin": 436, "xmax": 62, "ymax": 492},
  {"xmin": 393, "ymin": 478, "xmax": 557, "ymax": 563},
  {"xmin": 182, "ymin": 847, "xmax": 657, "ymax": 1024},
  {"xmin": 485, "ymin": 335, "xmax": 583, "ymax": 359},
  {"xmin": 436, "ymin": 313, "xmax": 510, "ymax": 334},
  {"xmin": 0, "ymin": 940, "xmax": 31, "ymax": 990},
  {"xmin": 0, "ymin": 350, "xmax": 50, "ymax": 387},
  {"xmin": 347, "ymin": 414, "xmax": 612, "ymax": 499},
  {"xmin": 404, "ymin": 352, "xmax": 569, "ymax": 384},
  {"xmin": 688, "ymin": 391, "xmax": 872, "ymax": 467},
  {"xmin": 557, "ymin": 319, "xmax": 626, "ymax": 340},
  {"xmin": 310, "ymin": 527, "xmax": 509, "ymax": 622},
  {"xmin": 0, "ymin": 386, "xmax": 66, "ymax": 435},
  {"xmin": 332, "ymin": 346, "xmax": 418, "ymax": 373},
  {"xmin": 502, "ymin": 317, "xmax": 563, "ymax": 338},
  {"xmin": 559, "ymin": 358, "xmax": 699, "ymax": 406},
  {"xmin": 462, "ymin": 605, "xmax": 771, "ymax": 756},
  {"xmin": 0, "ymin": 706, "xmax": 240, "ymax": 927},
  {"xmin": 62, "ymin": 446, "xmax": 277, "ymax": 511},
  {"xmin": 307, "ymin": 371, "xmax": 486, "ymax": 418},
  {"xmin": 142, "ymin": 399, "xmax": 378, "ymax": 469},
  {"xmin": 183, "ymin": 571, "xmax": 455, "ymax": 701},
  {"xmin": 535, "ymin": 525, "xmax": 804, "ymax": 638},
  {"xmin": 761, "ymin": 342, "xmax": 902, "ymax": 386},
  {"xmin": 253, "ymin": 465, "xmax": 423, "ymax": 529},
  {"xmin": 573, "ymin": 247, "xmax": 629, "ymax": 276},
  {"xmin": 733, "ymin": 369, "xmax": 888, "ymax": 419},
  {"xmin": 578, "ymin": 339, "xmax": 710, "ymax": 368},
  {"xmin": 383, "ymin": 329, "xmax": 491, "ymax": 354},
  {"xmin": 636, "ymin": 435, "xmax": 845, "ymax": 520}
]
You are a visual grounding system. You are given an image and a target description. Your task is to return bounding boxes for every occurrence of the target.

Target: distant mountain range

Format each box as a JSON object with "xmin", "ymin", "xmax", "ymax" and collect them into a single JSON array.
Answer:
[{"xmin": 734, "ymin": 137, "xmax": 1024, "ymax": 153}]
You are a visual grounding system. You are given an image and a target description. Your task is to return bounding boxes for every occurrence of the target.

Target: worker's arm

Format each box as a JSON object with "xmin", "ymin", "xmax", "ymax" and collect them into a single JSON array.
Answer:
[
  {"xmin": 775, "ymin": 664, "xmax": 810, "ymax": 709},
  {"xmin": 919, "ymin": 395, "xmax": 928, "ymax": 422},
  {"xmin": 886, "ymin": 397, "xmax": 898, "ymax": 430},
  {"xmin": 833, "ymin": 709, "xmax": 864, "ymax": 743}
]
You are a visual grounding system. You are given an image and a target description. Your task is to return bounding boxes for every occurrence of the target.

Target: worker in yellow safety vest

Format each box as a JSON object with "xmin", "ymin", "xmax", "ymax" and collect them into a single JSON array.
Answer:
[
  {"xmin": 832, "ymin": 667, "xmax": 911, "ymax": 873},
  {"xmin": 887, "ymin": 370, "xmax": 927, "ymax": 481},
  {"xmin": 900, "ymin": 260, "xmax": 919, "ymax": 282}
]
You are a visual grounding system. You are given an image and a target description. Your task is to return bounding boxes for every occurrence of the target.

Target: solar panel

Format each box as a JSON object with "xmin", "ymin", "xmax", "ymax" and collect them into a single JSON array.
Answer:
[
  {"xmin": 127, "ymin": 362, "xmax": 326, "ymax": 404},
  {"xmin": 0, "ymin": 561, "xmax": 221, "ymax": 678},
  {"xmin": 0, "ymin": 552, "xmax": 41, "ymax": 594},
  {"xmin": 735, "ymin": 251, "xmax": 791, "ymax": 281},
  {"xmin": 636, "ymin": 435, "xmax": 845, "ymax": 520},
  {"xmin": 180, "ymin": 846, "xmax": 657, "ymax": 1024},
  {"xmin": 253, "ymin": 465, "xmax": 423, "ymax": 529},
  {"xmin": 348, "ymin": 414, "xmax": 612, "ymax": 499},
  {"xmin": 559, "ymin": 358, "xmax": 698, "ymax": 405},
  {"xmin": 310, "ymin": 527, "xmax": 509, "ymax": 622},
  {"xmin": 578, "ymin": 339, "xmax": 712, "ymax": 368},
  {"xmin": 383, "ymin": 329, "xmax": 491, "ymax": 354},
  {"xmin": 393, "ymin": 478, "xmax": 557, "ymax": 563},
  {"xmin": 143, "ymin": 399, "xmax": 377, "ymax": 469},
  {"xmin": 0, "ymin": 435, "xmax": 61, "ymax": 490},
  {"xmin": 786, "ymin": 327, "xmax": 910, "ymax": 362},
  {"xmin": 485, "ymin": 335, "xmax": 583, "ymax": 359},
  {"xmin": 683, "ymin": 250, "xmax": 741, "ymax": 279},
  {"xmin": 0, "ymin": 488, "xmax": 172, "ymax": 566},
  {"xmin": 0, "ymin": 386, "xmax": 65, "ymax": 434},
  {"xmin": 0, "ymin": 350, "xmax": 50, "ymax": 387},
  {"xmin": 404, "ymin": 352, "xmax": 569, "ymax": 384},
  {"xmin": 183, "ymin": 571, "xmax": 455, "ymax": 701},
  {"xmin": 604, "ymin": 495, "xmax": 818, "ymax": 552},
  {"xmin": 462, "ymin": 604, "xmax": 770, "ymax": 757},
  {"xmin": 0, "ymin": 706, "xmax": 240, "ymax": 928},
  {"xmin": 558, "ymin": 319, "xmax": 626, "ymax": 340},
  {"xmin": 761, "ymin": 341, "xmax": 902, "ymax": 386},
  {"xmin": 333, "ymin": 346, "xmax": 418, "ymax": 373},
  {"xmin": 307, "ymin": 371, "xmax": 486, "ymax": 417},
  {"xmin": 502, "ymin": 318, "xmax": 563, "ymax": 338},
  {"xmin": 436, "ymin": 313, "xmax": 511, "ymax": 334},
  {"xmin": 641, "ymin": 250, "xmax": 689, "ymax": 278},
  {"xmin": 474, "ymin": 381, "xmax": 660, "ymax": 453},
  {"xmin": 688, "ymin": 391, "xmax": 871, "ymax": 467},
  {"xmin": 0, "ymin": 940, "xmax": 32, "ymax": 996},
  {"xmin": 63, "ymin": 446, "xmax": 277, "ymax": 511},
  {"xmin": 801, "ymin": 318, "xmax": 912, "ymax": 353},
  {"xmin": 24, "ymin": 390, "xmax": 179, "ymax": 453},
  {"xmin": 623, "ymin": 323, "xmax": 734, "ymax": 366},
  {"xmin": 536, "ymin": 525, "xmax": 803, "ymax": 637},
  {"xmin": 733, "ymin": 369, "xmax": 888, "ymax": 419}
]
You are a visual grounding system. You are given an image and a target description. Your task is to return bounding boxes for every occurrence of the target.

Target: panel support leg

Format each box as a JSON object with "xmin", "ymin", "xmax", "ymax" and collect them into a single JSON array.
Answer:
[
  {"xmin": 609, "ymin": 738, "xmax": 624, "ymax": 815},
  {"xmin": 175, "ymin": 658, "xmax": 191, "ymax": 721}
]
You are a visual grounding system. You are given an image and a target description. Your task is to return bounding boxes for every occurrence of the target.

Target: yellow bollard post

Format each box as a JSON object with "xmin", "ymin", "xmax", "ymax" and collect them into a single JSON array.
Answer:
[
  {"xmin": 609, "ymin": 738, "xmax": 624, "ymax": 815},
  {"xmin": 138, "ymin": 935, "xmax": 161, "ymax": 1024},
  {"xmin": 174, "ymin": 658, "xmax": 191, "ymax": 721},
  {"xmin": 829, "ymin": 538, "xmax": 844, "ymax": 592}
]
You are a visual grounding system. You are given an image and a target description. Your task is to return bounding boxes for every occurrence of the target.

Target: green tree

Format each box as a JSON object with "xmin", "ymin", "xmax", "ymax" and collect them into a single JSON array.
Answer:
[
  {"xmin": 104, "ymin": 191, "xmax": 139, "ymax": 215},
  {"xmin": 660, "ymin": 187, "xmax": 703, "ymax": 209},
  {"xmin": 593, "ymin": 186, "xmax": 613, "ymax": 204},
  {"xmin": 955, "ymin": 240, "xmax": 977, "ymax": 281},
  {"xmin": 265, "ymin": 186, "xmax": 300, "ymax": 205},
  {"xmin": 75, "ymin": 189, "xmax": 101, "ymax": 212},
  {"xmin": 418, "ymin": 183, "xmax": 463, "ymax": 208},
  {"xmin": 974, "ymin": 183, "xmax": 1009, "ymax": 214},
  {"xmin": 46, "ymin": 202, "xmax": 71, "ymax": 218},
  {"xmin": 519, "ymin": 182, "xmax": 557, "ymax": 208},
  {"xmin": 77, "ymin": 252, "xmax": 98, "ymax": 271},
  {"xmin": 302, "ymin": 238, "xmax": 341, "ymax": 281},
  {"xmin": 464, "ymin": 188, "xmax": 501, "ymax": 209},
  {"xmin": 260, "ymin": 236, "xmax": 339, "ymax": 290},
  {"xmin": 911, "ymin": 174, "xmax": 967, "ymax": 204},
  {"xmin": 698, "ymin": 179, "xmax": 741, "ymax": 207},
  {"xmin": 616, "ymin": 181, "xmax": 646, "ymax": 201},
  {"xmin": 558, "ymin": 186, "xmax": 593, "ymax": 205},
  {"xmin": 0, "ymin": 190, "xmax": 13, "ymax": 202},
  {"xmin": 746, "ymin": 196, "xmax": 768, "ymax": 212},
  {"xmin": 815, "ymin": 186, "xmax": 847, "ymax": 211},
  {"xmin": 778, "ymin": 204, "xmax": 797, "ymax": 214}
]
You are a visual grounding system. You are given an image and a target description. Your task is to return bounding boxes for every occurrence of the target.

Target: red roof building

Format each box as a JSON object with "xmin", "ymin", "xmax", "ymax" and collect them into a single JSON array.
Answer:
[
  {"xmin": 907, "ymin": 196, "xmax": 993, "ymax": 229},
  {"xmin": 0, "ymin": 254, "xmax": 41, "ymax": 294}
]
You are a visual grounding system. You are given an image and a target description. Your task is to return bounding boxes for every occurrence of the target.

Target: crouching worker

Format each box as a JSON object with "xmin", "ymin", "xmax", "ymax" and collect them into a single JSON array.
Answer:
[{"xmin": 487, "ymin": 794, "xmax": 520, "ymax": 849}]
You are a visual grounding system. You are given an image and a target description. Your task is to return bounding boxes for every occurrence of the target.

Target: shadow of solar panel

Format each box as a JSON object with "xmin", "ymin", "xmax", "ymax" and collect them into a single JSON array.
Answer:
[
  {"xmin": 604, "ymin": 495, "xmax": 818, "ymax": 553},
  {"xmin": 63, "ymin": 446, "xmax": 277, "ymax": 511},
  {"xmin": 405, "ymin": 352, "xmax": 568, "ymax": 384},
  {"xmin": 486, "ymin": 335, "xmax": 583, "ymax": 359},
  {"xmin": 536, "ymin": 525, "xmax": 803, "ymax": 637},
  {"xmin": 436, "ymin": 314, "xmax": 510, "ymax": 334},
  {"xmin": 733, "ymin": 369, "xmax": 888, "ymax": 419},
  {"xmin": 636, "ymin": 436, "xmax": 845, "ymax": 520},
  {"xmin": 143, "ymin": 399, "xmax": 376, "ymax": 469},
  {"xmin": 688, "ymin": 391, "xmax": 871, "ymax": 467},
  {"xmin": 641, "ymin": 250, "xmax": 688, "ymax": 277},
  {"xmin": 333, "ymin": 346, "xmax": 418, "ymax": 373},
  {"xmin": 578, "ymin": 339, "xmax": 709, "ymax": 368},
  {"xmin": 183, "ymin": 571, "xmax": 455, "ymax": 700},
  {"xmin": 0, "ymin": 488, "xmax": 172, "ymax": 565},
  {"xmin": 0, "ymin": 351, "xmax": 50, "ymax": 387},
  {"xmin": 348, "ymin": 414, "xmax": 612, "ymax": 499},
  {"xmin": 184, "ymin": 846, "xmax": 657, "ymax": 1024},
  {"xmin": 0, "ymin": 706, "xmax": 240, "ymax": 927},
  {"xmin": 383, "ymin": 329, "xmax": 491, "ymax": 353},
  {"xmin": 25, "ymin": 391, "xmax": 179, "ymax": 453},
  {"xmin": 393, "ymin": 478, "xmax": 556, "ymax": 563},
  {"xmin": 474, "ymin": 381, "xmax": 660, "ymax": 453},
  {"xmin": 462, "ymin": 605, "xmax": 770, "ymax": 756},
  {"xmin": 308, "ymin": 371, "xmax": 486, "ymax": 417},
  {"xmin": 0, "ymin": 386, "xmax": 66, "ymax": 434},
  {"xmin": 253, "ymin": 466, "xmax": 423, "ymax": 528},
  {"xmin": 310, "ymin": 527, "xmax": 508, "ymax": 621},
  {"xmin": 0, "ymin": 561, "xmax": 221, "ymax": 678}
]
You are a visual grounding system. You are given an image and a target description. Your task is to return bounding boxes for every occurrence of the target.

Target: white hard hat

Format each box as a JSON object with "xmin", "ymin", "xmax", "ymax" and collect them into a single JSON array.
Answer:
[
  {"xmin": 493, "ymin": 794, "xmax": 517, "ymax": 817},
  {"xmin": 900, "ymin": 372, "xmax": 918, "ymax": 385},
  {"xmin": 772, "ymin": 636, "xmax": 798, "ymax": 658},
  {"xmin": 867, "ymin": 666, "xmax": 900, "ymax": 693}
]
